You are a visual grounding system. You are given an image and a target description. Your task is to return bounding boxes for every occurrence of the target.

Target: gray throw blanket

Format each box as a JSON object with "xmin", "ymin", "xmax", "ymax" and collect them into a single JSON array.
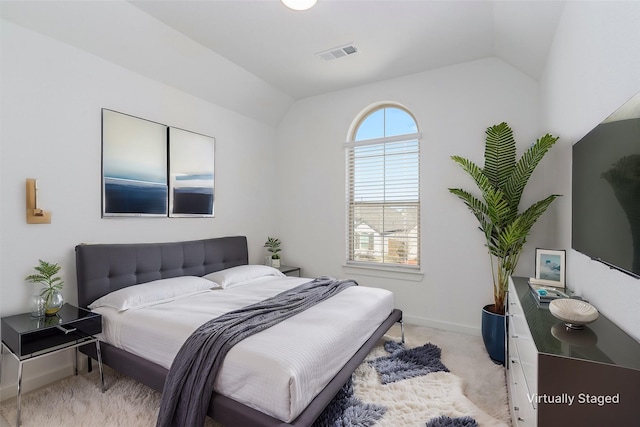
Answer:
[{"xmin": 156, "ymin": 276, "xmax": 358, "ymax": 427}]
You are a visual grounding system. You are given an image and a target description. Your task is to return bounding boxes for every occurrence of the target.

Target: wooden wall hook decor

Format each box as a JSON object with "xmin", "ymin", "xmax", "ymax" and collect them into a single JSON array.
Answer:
[{"xmin": 26, "ymin": 178, "xmax": 52, "ymax": 224}]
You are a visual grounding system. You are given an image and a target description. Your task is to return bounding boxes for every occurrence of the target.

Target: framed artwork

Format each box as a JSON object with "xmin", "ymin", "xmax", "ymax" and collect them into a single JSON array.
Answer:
[
  {"xmin": 102, "ymin": 109, "xmax": 168, "ymax": 217},
  {"xmin": 168, "ymin": 127, "xmax": 215, "ymax": 217},
  {"xmin": 535, "ymin": 248, "xmax": 566, "ymax": 288}
]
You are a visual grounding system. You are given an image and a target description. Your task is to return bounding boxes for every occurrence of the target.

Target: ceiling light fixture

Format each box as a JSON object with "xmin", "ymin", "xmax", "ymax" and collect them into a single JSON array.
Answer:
[{"xmin": 281, "ymin": 0, "xmax": 317, "ymax": 11}]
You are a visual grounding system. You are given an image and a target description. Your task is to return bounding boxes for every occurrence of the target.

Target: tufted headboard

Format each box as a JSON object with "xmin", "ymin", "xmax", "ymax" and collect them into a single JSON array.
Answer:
[{"xmin": 75, "ymin": 236, "xmax": 248, "ymax": 308}]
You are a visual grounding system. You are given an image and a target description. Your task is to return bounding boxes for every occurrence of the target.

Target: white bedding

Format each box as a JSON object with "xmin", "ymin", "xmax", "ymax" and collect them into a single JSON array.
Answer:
[{"xmin": 93, "ymin": 275, "xmax": 394, "ymax": 422}]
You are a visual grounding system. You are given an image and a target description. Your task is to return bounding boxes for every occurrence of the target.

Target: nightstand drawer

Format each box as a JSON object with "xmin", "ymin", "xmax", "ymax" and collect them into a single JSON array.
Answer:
[{"xmin": 1, "ymin": 304, "xmax": 101, "ymax": 357}]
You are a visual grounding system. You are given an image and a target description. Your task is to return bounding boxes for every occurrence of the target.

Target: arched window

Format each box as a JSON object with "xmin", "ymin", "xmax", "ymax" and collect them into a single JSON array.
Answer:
[{"xmin": 346, "ymin": 104, "xmax": 420, "ymax": 268}]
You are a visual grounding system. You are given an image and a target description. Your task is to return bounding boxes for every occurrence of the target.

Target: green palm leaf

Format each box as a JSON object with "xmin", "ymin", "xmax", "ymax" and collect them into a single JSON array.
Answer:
[
  {"xmin": 504, "ymin": 133, "xmax": 559, "ymax": 210},
  {"xmin": 449, "ymin": 123, "xmax": 560, "ymax": 314},
  {"xmin": 484, "ymin": 122, "xmax": 515, "ymax": 190}
]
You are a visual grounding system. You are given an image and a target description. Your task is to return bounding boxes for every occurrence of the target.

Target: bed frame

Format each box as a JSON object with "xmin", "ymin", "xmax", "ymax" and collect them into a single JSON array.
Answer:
[{"xmin": 75, "ymin": 236, "xmax": 402, "ymax": 427}]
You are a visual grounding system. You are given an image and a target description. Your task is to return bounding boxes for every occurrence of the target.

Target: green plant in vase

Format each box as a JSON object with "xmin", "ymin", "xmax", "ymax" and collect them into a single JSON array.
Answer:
[
  {"xmin": 26, "ymin": 259, "xmax": 64, "ymax": 316},
  {"xmin": 264, "ymin": 237, "xmax": 282, "ymax": 268}
]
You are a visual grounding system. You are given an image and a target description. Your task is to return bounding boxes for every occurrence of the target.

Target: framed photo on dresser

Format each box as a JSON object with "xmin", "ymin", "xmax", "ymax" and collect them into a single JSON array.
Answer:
[{"xmin": 534, "ymin": 248, "xmax": 566, "ymax": 288}]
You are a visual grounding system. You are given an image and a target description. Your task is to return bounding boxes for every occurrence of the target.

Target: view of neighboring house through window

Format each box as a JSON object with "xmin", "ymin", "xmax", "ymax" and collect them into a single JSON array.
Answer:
[{"xmin": 346, "ymin": 105, "xmax": 420, "ymax": 267}]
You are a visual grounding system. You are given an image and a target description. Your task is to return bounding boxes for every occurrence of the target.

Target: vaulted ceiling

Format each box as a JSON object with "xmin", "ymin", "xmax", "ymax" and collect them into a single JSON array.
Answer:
[
  {"xmin": 129, "ymin": 0, "xmax": 565, "ymax": 99},
  {"xmin": 1, "ymin": 0, "xmax": 566, "ymax": 125}
]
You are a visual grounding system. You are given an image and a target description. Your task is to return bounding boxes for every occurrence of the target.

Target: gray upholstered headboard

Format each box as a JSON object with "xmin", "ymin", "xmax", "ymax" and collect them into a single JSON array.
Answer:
[{"xmin": 75, "ymin": 236, "xmax": 248, "ymax": 308}]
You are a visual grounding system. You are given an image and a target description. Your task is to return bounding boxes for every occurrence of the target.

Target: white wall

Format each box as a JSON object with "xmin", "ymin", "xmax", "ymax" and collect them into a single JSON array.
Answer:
[
  {"xmin": 276, "ymin": 57, "xmax": 558, "ymax": 334},
  {"xmin": 540, "ymin": 1, "xmax": 640, "ymax": 342},
  {"xmin": 0, "ymin": 21, "xmax": 279, "ymax": 397}
]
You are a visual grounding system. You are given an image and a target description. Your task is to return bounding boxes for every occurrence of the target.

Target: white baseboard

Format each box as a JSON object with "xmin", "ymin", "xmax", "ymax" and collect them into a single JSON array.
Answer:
[
  {"xmin": 0, "ymin": 361, "xmax": 77, "ymax": 402},
  {"xmin": 402, "ymin": 314, "xmax": 481, "ymax": 337}
]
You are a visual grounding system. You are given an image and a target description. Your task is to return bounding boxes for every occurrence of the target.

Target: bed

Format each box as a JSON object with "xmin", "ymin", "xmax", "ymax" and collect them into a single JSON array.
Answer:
[{"xmin": 75, "ymin": 236, "xmax": 402, "ymax": 427}]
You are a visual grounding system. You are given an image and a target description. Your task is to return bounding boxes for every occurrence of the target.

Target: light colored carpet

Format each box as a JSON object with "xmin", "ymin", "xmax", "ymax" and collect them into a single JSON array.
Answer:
[{"xmin": 0, "ymin": 324, "xmax": 511, "ymax": 427}]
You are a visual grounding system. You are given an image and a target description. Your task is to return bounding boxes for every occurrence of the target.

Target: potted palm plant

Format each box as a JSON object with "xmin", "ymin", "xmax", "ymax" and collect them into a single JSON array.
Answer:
[
  {"xmin": 264, "ymin": 237, "xmax": 282, "ymax": 268},
  {"xmin": 449, "ymin": 122, "xmax": 560, "ymax": 363},
  {"xmin": 26, "ymin": 259, "xmax": 64, "ymax": 316}
]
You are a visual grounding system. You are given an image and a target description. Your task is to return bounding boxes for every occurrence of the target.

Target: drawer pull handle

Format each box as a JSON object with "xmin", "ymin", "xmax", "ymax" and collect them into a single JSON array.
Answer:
[
  {"xmin": 514, "ymin": 406, "xmax": 519, "ymax": 411},
  {"xmin": 518, "ymin": 417, "xmax": 525, "ymax": 421},
  {"xmin": 56, "ymin": 325, "xmax": 77, "ymax": 335},
  {"xmin": 511, "ymin": 359, "xmax": 518, "ymax": 364},
  {"xmin": 512, "ymin": 334, "xmax": 519, "ymax": 338}
]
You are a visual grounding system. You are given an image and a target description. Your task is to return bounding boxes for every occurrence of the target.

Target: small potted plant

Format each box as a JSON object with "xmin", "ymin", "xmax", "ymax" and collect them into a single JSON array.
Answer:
[
  {"xmin": 264, "ymin": 237, "xmax": 282, "ymax": 268},
  {"xmin": 26, "ymin": 259, "xmax": 64, "ymax": 316}
]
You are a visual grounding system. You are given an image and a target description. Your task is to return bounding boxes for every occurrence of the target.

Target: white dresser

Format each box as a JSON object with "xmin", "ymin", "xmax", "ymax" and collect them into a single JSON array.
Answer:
[
  {"xmin": 506, "ymin": 278, "xmax": 538, "ymax": 426},
  {"xmin": 506, "ymin": 277, "xmax": 640, "ymax": 426}
]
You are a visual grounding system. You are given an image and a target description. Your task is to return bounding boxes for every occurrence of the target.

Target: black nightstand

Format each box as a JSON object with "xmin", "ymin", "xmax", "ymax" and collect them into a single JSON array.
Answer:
[
  {"xmin": 0, "ymin": 304, "xmax": 104, "ymax": 426},
  {"xmin": 278, "ymin": 265, "xmax": 301, "ymax": 277}
]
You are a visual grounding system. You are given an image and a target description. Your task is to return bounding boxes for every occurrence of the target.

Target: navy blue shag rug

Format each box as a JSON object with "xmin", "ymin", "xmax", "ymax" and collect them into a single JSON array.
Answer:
[
  {"xmin": 368, "ymin": 340, "xmax": 450, "ymax": 384},
  {"xmin": 313, "ymin": 375, "xmax": 386, "ymax": 427},
  {"xmin": 425, "ymin": 415, "xmax": 479, "ymax": 427}
]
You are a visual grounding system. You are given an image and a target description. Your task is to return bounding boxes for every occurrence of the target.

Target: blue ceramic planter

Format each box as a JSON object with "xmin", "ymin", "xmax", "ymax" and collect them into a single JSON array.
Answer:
[{"xmin": 481, "ymin": 305, "xmax": 505, "ymax": 365}]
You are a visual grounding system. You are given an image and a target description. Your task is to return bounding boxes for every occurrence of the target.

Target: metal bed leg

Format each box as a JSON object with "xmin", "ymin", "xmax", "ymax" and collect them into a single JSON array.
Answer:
[
  {"xmin": 399, "ymin": 319, "xmax": 405, "ymax": 344},
  {"xmin": 96, "ymin": 340, "xmax": 105, "ymax": 392}
]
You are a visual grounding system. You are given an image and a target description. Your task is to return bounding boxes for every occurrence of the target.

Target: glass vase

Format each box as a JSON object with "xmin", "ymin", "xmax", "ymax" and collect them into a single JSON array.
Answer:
[
  {"xmin": 44, "ymin": 289, "xmax": 64, "ymax": 316},
  {"xmin": 30, "ymin": 290, "xmax": 46, "ymax": 317}
]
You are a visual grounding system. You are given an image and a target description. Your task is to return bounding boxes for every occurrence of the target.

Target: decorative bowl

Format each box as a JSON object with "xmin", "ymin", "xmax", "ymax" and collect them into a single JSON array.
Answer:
[{"xmin": 549, "ymin": 298, "xmax": 599, "ymax": 329}]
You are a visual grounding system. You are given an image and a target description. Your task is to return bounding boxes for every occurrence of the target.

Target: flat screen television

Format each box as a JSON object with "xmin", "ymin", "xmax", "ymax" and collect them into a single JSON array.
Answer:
[{"xmin": 572, "ymin": 94, "xmax": 640, "ymax": 278}]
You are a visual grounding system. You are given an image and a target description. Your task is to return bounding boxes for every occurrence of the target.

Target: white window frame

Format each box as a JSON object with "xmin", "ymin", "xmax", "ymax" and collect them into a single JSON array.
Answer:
[{"xmin": 345, "ymin": 104, "xmax": 421, "ymax": 272}]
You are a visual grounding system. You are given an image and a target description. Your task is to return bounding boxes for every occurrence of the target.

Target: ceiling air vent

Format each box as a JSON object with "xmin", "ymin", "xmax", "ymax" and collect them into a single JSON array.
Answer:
[{"xmin": 316, "ymin": 44, "xmax": 359, "ymax": 62}]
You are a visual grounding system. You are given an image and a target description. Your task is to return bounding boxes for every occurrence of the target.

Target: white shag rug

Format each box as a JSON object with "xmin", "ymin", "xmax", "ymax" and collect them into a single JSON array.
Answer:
[
  {"xmin": 0, "ymin": 324, "xmax": 511, "ymax": 427},
  {"xmin": 356, "ymin": 341, "xmax": 508, "ymax": 426}
]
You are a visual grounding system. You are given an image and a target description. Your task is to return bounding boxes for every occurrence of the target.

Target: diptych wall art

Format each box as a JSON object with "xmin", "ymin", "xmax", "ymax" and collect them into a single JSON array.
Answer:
[
  {"xmin": 169, "ymin": 127, "xmax": 215, "ymax": 217},
  {"xmin": 102, "ymin": 110, "xmax": 168, "ymax": 217},
  {"xmin": 101, "ymin": 109, "xmax": 215, "ymax": 218}
]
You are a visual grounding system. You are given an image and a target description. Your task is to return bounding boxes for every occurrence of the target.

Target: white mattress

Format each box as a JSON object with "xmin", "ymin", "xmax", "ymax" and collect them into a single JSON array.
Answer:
[{"xmin": 93, "ymin": 276, "xmax": 394, "ymax": 422}]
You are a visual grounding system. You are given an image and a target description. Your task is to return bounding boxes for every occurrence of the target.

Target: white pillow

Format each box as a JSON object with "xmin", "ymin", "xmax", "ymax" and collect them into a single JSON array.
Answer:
[
  {"xmin": 88, "ymin": 276, "xmax": 219, "ymax": 311},
  {"xmin": 203, "ymin": 265, "xmax": 285, "ymax": 289}
]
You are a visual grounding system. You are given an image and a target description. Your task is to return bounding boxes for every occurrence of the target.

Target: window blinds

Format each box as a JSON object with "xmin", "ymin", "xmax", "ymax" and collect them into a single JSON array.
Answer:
[{"xmin": 346, "ymin": 133, "xmax": 420, "ymax": 267}]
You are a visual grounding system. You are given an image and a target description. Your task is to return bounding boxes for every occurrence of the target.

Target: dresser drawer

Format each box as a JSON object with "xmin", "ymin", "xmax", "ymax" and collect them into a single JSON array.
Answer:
[
  {"xmin": 508, "ymin": 309, "xmax": 530, "ymax": 338},
  {"xmin": 506, "ymin": 356, "xmax": 520, "ymax": 425},
  {"xmin": 513, "ymin": 393, "xmax": 537, "ymax": 426},
  {"xmin": 510, "ymin": 322, "xmax": 537, "ymax": 394},
  {"xmin": 508, "ymin": 344, "xmax": 535, "ymax": 425},
  {"xmin": 508, "ymin": 279, "xmax": 538, "ymax": 405},
  {"xmin": 508, "ymin": 297, "xmax": 524, "ymax": 318},
  {"xmin": 509, "ymin": 343, "xmax": 537, "ymax": 426},
  {"xmin": 509, "ymin": 345, "xmax": 536, "ymax": 406}
]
